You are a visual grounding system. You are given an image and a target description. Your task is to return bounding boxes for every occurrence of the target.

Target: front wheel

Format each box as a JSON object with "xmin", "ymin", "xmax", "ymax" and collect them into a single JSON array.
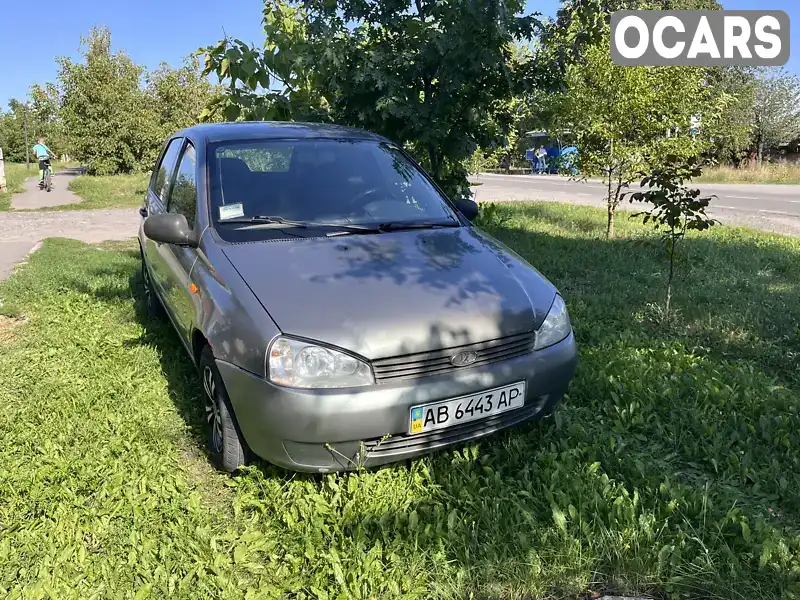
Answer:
[
  {"xmin": 200, "ymin": 346, "xmax": 248, "ymax": 473},
  {"xmin": 140, "ymin": 249, "xmax": 165, "ymax": 319}
]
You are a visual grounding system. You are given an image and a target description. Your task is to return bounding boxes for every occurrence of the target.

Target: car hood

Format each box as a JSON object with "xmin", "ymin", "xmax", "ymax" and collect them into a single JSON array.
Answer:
[{"xmin": 221, "ymin": 227, "xmax": 557, "ymax": 359}]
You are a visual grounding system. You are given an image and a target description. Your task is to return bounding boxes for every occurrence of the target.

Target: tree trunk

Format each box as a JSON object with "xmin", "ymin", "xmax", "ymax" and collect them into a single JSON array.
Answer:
[
  {"xmin": 666, "ymin": 242, "xmax": 675, "ymax": 324},
  {"xmin": 605, "ymin": 169, "xmax": 617, "ymax": 238},
  {"xmin": 757, "ymin": 136, "xmax": 764, "ymax": 167},
  {"xmin": 427, "ymin": 145, "xmax": 441, "ymax": 181}
]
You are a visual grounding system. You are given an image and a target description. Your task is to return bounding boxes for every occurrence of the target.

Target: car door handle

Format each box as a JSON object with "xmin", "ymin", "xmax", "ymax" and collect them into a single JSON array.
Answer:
[{"xmin": 139, "ymin": 207, "xmax": 148, "ymax": 218}]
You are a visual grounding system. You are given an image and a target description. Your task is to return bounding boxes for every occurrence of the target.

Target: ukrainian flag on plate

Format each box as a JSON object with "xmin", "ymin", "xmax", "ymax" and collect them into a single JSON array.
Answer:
[{"xmin": 410, "ymin": 407, "xmax": 424, "ymax": 433}]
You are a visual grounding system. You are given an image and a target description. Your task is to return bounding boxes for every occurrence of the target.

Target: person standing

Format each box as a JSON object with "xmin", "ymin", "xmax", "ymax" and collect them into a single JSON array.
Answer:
[
  {"xmin": 535, "ymin": 146, "xmax": 548, "ymax": 174},
  {"xmin": 500, "ymin": 154, "xmax": 511, "ymax": 174}
]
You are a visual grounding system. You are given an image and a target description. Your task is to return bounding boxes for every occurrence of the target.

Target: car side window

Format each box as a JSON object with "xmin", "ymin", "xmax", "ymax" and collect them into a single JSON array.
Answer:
[
  {"xmin": 167, "ymin": 142, "xmax": 198, "ymax": 229},
  {"xmin": 151, "ymin": 138, "xmax": 184, "ymax": 202}
]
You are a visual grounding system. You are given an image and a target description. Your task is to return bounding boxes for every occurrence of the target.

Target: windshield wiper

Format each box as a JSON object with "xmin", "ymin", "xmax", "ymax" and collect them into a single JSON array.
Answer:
[
  {"xmin": 218, "ymin": 215, "xmax": 381, "ymax": 233},
  {"xmin": 218, "ymin": 215, "xmax": 458, "ymax": 234},
  {"xmin": 217, "ymin": 215, "xmax": 308, "ymax": 227},
  {"xmin": 377, "ymin": 219, "xmax": 460, "ymax": 231}
]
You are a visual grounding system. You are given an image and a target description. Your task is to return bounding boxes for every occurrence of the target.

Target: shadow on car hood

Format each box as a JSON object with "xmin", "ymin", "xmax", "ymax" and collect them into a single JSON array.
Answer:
[{"xmin": 221, "ymin": 227, "xmax": 556, "ymax": 359}]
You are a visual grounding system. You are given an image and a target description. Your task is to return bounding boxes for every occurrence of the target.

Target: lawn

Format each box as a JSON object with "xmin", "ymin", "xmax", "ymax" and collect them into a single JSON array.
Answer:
[
  {"xmin": 697, "ymin": 163, "xmax": 800, "ymax": 185},
  {"xmin": 65, "ymin": 172, "xmax": 149, "ymax": 210},
  {"xmin": 0, "ymin": 163, "xmax": 30, "ymax": 210},
  {"xmin": 1, "ymin": 202, "xmax": 799, "ymax": 599}
]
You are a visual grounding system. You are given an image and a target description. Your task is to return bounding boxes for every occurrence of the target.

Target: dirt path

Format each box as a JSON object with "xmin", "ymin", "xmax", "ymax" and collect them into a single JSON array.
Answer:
[
  {"xmin": 0, "ymin": 209, "xmax": 140, "ymax": 280},
  {"xmin": 11, "ymin": 167, "xmax": 87, "ymax": 210}
]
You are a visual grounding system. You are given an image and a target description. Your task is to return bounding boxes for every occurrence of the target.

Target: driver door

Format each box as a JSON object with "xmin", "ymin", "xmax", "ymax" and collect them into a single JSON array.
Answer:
[{"xmin": 158, "ymin": 141, "xmax": 200, "ymax": 342}]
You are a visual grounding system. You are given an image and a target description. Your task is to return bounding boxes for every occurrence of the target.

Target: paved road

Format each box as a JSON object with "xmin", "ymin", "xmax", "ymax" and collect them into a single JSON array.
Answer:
[
  {"xmin": 472, "ymin": 173, "xmax": 800, "ymax": 235},
  {"xmin": 0, "ymin": 209, "xmax": 140, "ymax": 280},
  {"xmin": 11, "ymin": 167, "xmax": 86, "ymax": 210},
  {"xmin": 1, "ymin": 168, "xmax": 139, "ymax": 281}
]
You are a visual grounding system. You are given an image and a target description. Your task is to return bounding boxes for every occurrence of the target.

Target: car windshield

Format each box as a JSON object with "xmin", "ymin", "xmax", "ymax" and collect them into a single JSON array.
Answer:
[{"xmin": 208, "ymin": 138, "xmax": 459, "ymax": 240}]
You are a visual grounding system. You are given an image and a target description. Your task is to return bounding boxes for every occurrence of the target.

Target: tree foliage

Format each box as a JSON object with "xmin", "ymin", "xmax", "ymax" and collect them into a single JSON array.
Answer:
[
  {"xmin": 0, "ymin": 84, "xmax": 65, "ymax": 163},
  {"xmin": 542, "ymin": 1, "xmax": 726, "ymax": 237},
  {"xmin": 58, "ymin": 28, "xmax": 156, "ymax": 174},
  {"xmin": 750, "ymin": 68, "xmax": 800, "ymax": 165},
  {"xmin": 146, "ymin": 57, "xmax": 221, "ymax": 143},
  {"xmin": 58, "ymin": 27, "xmax": 215, "ymax": 175},
  {"xmin": 199, "ymin": 0, "xmax": 539, "ymax": 198},
  {"xmin": 0, "ymin": 103, "xmax": 34, "ymax": 163}
]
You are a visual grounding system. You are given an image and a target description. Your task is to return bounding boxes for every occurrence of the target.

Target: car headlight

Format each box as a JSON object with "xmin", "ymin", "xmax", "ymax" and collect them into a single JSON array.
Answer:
[
  {"xmin": 534, "ymin": 295, "xmax": 572, "ymax": 350},
  {"xmin": 268, "ymin": 336, "xmax": 374, "ymax": 388}
]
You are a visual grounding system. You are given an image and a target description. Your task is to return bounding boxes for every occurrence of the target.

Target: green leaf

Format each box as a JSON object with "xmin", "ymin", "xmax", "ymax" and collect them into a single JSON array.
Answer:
[
  {"xmin": 741, "ymin": 520, "xmax": 751, "ymax": 541},
  {"xmin": 447, "ymin": 509, "xmax": 458, "ymax": 532},
  {"xmin": 552, "ymin": 507, "xmax": 567, "ymax": 533},
  {"xmin": 310, "ymin": 586, "xmax": 329, "ymax": 600}
]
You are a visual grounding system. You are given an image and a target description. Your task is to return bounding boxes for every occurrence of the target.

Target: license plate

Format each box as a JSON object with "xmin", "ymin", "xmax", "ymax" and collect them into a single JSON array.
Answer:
[{"xmin": 409, "ymin": 382, "xmax": 526, "ymax": 435}]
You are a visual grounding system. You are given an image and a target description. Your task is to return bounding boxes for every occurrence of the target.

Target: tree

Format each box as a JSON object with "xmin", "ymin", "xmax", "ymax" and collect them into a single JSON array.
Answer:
[
  {"xmin": 28, "ymin": 83, "xmax": 67, "ymax": 156},
  {"xmin": 750, "ymin": 69, "xmax": 800, "ymax": 165},
  {"xmin": 58, "ymin": 27, "xmax": 158, "ymax": 174},
  {"xmin": 0, "ymin": 85, "xmax": 65, "ymax": 163},
  {"xmin": 553, "ymin": 40, "xmax": 718, "ymax": 237},
  {"xmin": 703, "ymin": 67, "xmax": 756, "ymax": 165},
  {"xmin": 628, "ymin": 157, "xmax": 717, "ymax": 324},
  {"xmin": 199, "ymin": 0, "xmax": 539, "ymax": 198},
  {"xmin": 0, "ymin": 102, "xmax": 29, "ymax": 163},
  {"xmin": 541, "ymin": 0, "xmax": 728, "ymax": 238},
  {"xmin": 146, "ymin": 57, "xmax": 221, "ymax": 141}
]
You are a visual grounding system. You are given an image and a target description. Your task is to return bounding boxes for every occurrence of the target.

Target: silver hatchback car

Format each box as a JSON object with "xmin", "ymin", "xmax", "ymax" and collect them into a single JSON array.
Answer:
[{"xmin": 139, "ymin": 122, "xmax": 578, "ymax": 473}]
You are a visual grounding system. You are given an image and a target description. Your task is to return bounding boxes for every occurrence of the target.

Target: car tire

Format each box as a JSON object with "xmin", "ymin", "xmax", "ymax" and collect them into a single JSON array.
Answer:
[
  {"xmin": 140, "ymin": 249, "xmax": 165, "ymax": 320},
  {"xmin": 200, "ymin": 346, "xmax": 248, "ymax": 473}
]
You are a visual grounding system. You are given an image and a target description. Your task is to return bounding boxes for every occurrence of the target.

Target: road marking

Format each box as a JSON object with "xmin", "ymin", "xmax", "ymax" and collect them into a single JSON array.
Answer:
[
  {"xmin": 724, "ymin": 195, "xmax": 760, "ymax": 200},
  {"xmin": 757, "ymin": 209, "xmax": 800, "ymax": 217}
]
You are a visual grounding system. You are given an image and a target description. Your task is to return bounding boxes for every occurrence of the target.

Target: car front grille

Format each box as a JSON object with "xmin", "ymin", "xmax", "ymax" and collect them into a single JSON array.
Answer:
[
  {"xmin": 371, "ymin": 331, "xmax": 536, "ymax": 382},
  {"xmin": 363, "ymin": 399, "xmax": 546, "ymax": 459}
]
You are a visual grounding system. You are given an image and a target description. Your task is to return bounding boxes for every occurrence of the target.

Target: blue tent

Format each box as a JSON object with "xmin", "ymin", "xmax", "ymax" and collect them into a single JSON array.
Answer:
[{"xmin": 524, "ymin": 131, "xmax": 579, "ymax": 175}]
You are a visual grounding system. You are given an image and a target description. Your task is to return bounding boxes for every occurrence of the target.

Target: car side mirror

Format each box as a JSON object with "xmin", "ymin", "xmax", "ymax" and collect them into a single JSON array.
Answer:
[
  {"xmin": 143, "ymin": 213, "xmax": 198, "ymax": 247},
  {"xmin": 454, "ymin": 198, "xmax": 479, "ymax": 222}
]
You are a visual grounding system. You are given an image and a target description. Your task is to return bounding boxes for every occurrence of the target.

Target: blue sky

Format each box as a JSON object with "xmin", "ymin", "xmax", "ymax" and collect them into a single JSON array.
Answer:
[{"xmin": 0, "ymin": 0, "xmax": 796, "ymax": 108}]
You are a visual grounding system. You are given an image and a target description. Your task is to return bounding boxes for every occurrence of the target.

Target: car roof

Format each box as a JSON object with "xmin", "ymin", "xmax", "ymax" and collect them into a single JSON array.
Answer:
[{"xmin": 176, "ymin": 121, "xmax": 388, "ymax": 144}]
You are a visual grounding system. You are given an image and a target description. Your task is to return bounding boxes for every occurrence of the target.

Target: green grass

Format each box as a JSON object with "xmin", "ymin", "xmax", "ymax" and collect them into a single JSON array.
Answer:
[
  {"xmin": 697, "ymin": 163, "xmax": 800, "ymax": 185},
  {"xmin": 0, "ymin": 163, "xmax": 31, "ymax": 210},
  {"xmin": 1, "ymin": 203, "xmax": 800, "ymax": 598},
  {"xmin": 65, "ymin": 172, "xmax": 149, "ymax": 211}
]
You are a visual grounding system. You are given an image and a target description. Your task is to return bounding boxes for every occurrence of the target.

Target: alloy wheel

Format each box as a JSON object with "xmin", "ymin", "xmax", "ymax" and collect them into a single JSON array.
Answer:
[
  {"xmin": 142, "ymin": 264, "xmax": 153, "ymax": 306},
  {"xmin": 203, "ymin": 366, "xmax": 223, "ymax": 452}
]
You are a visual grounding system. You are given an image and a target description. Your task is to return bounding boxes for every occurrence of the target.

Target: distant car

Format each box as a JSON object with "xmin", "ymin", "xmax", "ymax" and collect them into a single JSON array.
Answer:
[{"xmin": 138, "ymin": 122, "xmax": 578, "ymax": 473}]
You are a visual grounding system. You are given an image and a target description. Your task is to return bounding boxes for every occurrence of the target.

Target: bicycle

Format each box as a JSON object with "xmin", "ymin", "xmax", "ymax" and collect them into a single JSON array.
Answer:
[{"xmin": 37, "ymin": 158, "xmax": 53, "ymax": 192}]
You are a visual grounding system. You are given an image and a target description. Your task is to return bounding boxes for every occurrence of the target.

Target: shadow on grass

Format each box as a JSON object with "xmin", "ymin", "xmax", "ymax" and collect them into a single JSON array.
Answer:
[
  {"xmin": 490, "ymin": 203, "xmax": 800, "ymax": 387},
  {"xmin": 60, "ymin": 221, "xmax": 800, "ymax": 599}
]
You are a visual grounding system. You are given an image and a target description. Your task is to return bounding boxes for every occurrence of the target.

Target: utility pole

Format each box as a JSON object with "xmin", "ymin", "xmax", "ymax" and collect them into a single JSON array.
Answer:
[{"xmin": 24, "ymin": 104, "xmax": 30, "ymax": 170}]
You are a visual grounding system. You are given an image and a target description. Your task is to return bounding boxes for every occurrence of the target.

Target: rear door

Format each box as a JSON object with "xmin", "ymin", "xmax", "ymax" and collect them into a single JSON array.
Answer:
[
  {"xmin": 142, "ymin": 137, "xmax": 184, "ymax": 297},
  {"xmin": 158, "ymin": 141, "xmax": 200, "ymax": 341}
]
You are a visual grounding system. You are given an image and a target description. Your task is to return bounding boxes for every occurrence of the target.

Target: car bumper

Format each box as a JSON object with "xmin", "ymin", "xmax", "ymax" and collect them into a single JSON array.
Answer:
[{"xmin": 215, "ymin": 332, "xmax": 578, "ymax": 472}]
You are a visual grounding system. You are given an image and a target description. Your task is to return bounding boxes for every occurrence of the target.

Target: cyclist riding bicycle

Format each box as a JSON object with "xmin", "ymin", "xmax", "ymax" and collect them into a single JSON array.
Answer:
[{"xmin": 32, "ymin": 137, "xmax": 54, "ymax": 189}]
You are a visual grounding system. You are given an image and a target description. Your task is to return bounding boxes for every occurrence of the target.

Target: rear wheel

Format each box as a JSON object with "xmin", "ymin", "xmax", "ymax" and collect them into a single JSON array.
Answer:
[
  {"xmin": 45, "ymin": 169, "xmax": 52, "ymax": 192},
  {"xmin": 200, "ymin": 346, "xmax": 248, "ymax": 473}
]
